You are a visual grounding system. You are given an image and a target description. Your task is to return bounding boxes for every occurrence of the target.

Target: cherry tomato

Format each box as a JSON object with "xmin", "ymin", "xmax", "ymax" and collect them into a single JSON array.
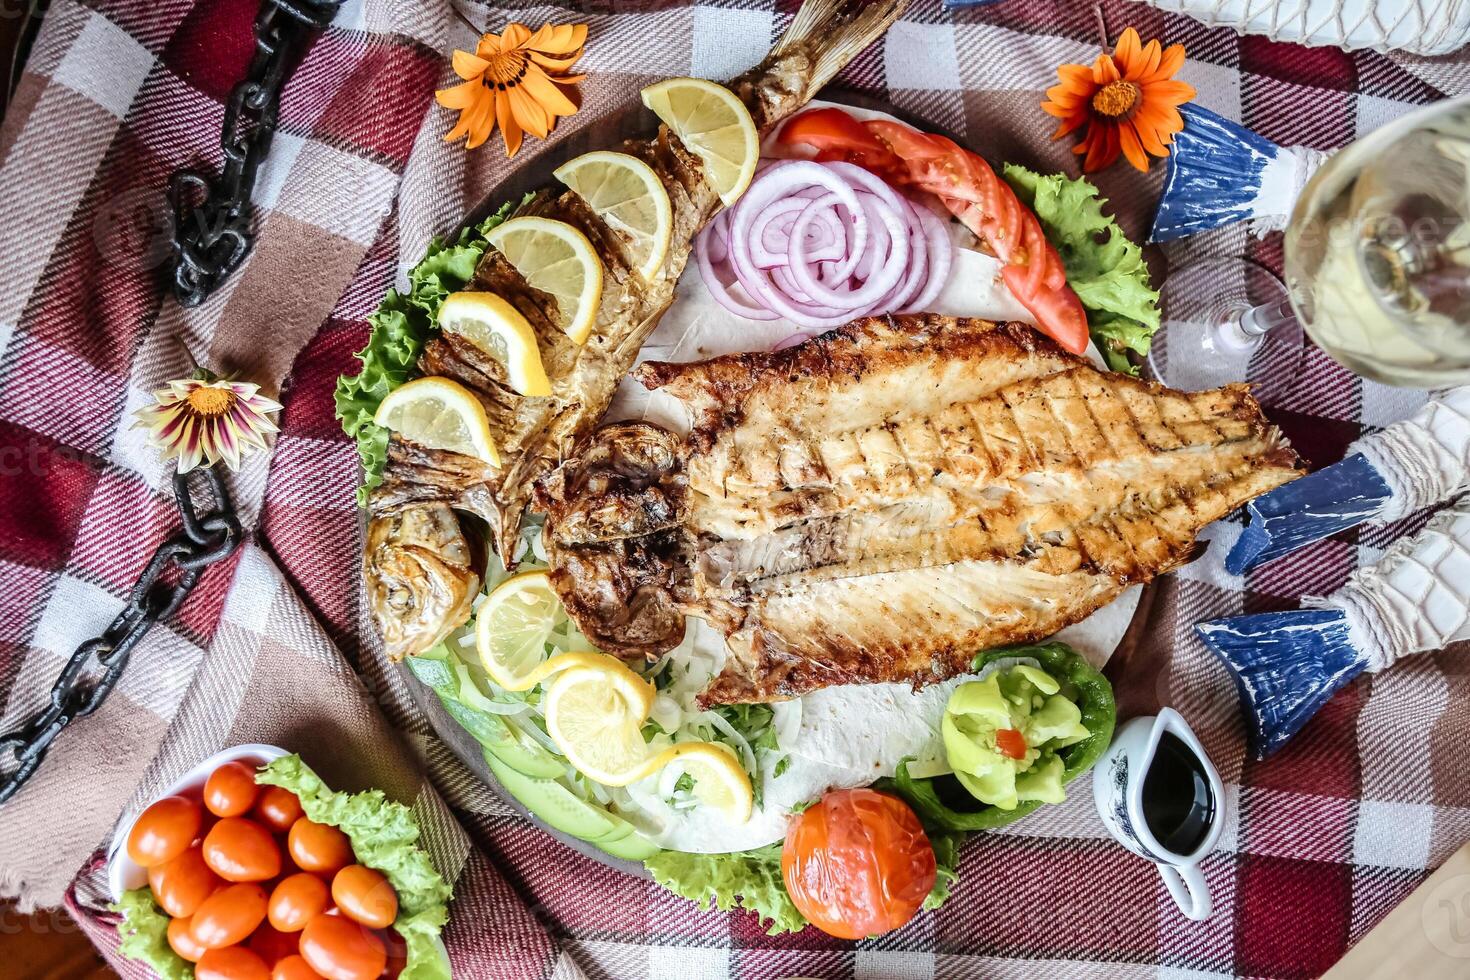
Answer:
[
  {"xmin": 995, "ymin": 727, "xmax": 1029, "ymax": 760},
  {"xmin": 204, "ymin": 817, "xmax": 282, "ymax": 882},
  {"xmin": 253, "ymin": 787, "xmax": 304, "ymax": 834},
  {"xmin": 781, "ymin": 788, "xmax": 936, "ymax": 940},
  {"xmin": 196, "ymin": 945, "xmax": 271, "ymax": 980},
  {"xmin": 299, "ymin": 914, "xmax": 387, "ymax": 980},
  {"xmin": 269, "ymin": 872, "xmax": 331, "ymax": 932},
  {"xmin": 127, "ymin": 795, "xmax": 203, "ymax": 868},
  {"xmin": 272, "ymin": 955, "xmax": 327, "ymax": 980},
  {"xmin": 205, "ymin": 761, "xmax": 262, "ymax": 818},
  {"xmin": 168, "ymin": 915, "xmax": 210, "ymax": 963},
  {"xmin": 287, "ymin": 818, "xmax": 354, "ymax": 875},
  {"xmin": 379, "ymin": 930, "xmax": 407, "ymax": 980},
  {"xmin": 149, "ymin": 844, "xmax": 223, "ymax": 917},
  {"xmin": 190, "ymin": 882, "xmax": 269, "ymax": 949},
  {"xmin": 330, "ymin": 865, "xmax": 397, "ymax": 930},
  {"xmin": 247, "ymin": 922, "xmax": 301, "ymax": 966}
]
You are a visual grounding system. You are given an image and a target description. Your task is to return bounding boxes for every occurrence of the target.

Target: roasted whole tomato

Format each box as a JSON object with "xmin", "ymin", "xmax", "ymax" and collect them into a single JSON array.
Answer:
[{"xmin": 780, "ymin": 788, "xmax": 936, "ymax": 939}]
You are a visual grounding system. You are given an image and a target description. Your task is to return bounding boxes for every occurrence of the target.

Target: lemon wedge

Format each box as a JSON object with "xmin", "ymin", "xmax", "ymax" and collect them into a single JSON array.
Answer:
[
  {"xmin": 437, "ymin": 292, "xmax": 552, "ymax": 397},
  {"xmin": 544, "ymin": 660, "xmax": 658, "ymax": 786},
  {"xmin": 485, "ymin": 217, "xmax": 603, "ymax": 345},
  {"xmin": 554, "ymin": 151, "xmax": 673, "ymax": 281},
  {"xmin": 640, "ymin": 78, "xmax": 758, "ymax": 206},
  {"xmin": 651, "ymin": 742, "xmax": 754, "ymax": 823},
  {"xmin": 373, "ymin": 376, "xmax": 499, "ymax": 466}
]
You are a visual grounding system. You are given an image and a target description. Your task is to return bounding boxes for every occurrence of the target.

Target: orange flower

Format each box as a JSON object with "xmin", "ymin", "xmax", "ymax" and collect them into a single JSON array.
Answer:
[
  {"xmin": 436, "ymin": 22, "xmax": 587, "ymax": 156},
  {"xmin": 1041, "ymin": 27, "xmax": 1196, "ymax": 173}
]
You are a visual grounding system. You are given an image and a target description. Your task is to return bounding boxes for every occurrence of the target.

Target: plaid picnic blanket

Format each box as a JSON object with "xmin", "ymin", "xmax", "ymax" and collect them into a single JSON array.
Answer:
[{"xmin": 1, "ymin": 0, "xmax": 1467, "ymax": 977}]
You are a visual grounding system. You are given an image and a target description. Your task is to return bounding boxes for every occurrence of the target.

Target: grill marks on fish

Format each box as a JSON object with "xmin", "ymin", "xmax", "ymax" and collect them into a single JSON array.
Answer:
[
  {"xmin": 364, "ymin": 0, "xmax": 912, "ymax": 660},
  {"xmin": 540, "ymin": 315, "xmax": 1305, "ymax": 704}
]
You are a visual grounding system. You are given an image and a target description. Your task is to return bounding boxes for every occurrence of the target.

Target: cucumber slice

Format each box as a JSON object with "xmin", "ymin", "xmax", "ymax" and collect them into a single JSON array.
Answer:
[
  {"xmin": 594, "ymin": 827, "xmax": 662, "ymax": 861},
  {"xmin": 482, "ymin": 750, "xmax": 620, "ymax": 841},
  {"xmin": 483, "ymin": 723, "xmax": 565, "ymax": 780}
]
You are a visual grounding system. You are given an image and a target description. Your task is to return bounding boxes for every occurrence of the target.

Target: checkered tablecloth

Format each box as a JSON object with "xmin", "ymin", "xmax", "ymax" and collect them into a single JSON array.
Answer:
[{"xmin": 2, "ymin": 0, "xmax": 1469, "ymax": 977}]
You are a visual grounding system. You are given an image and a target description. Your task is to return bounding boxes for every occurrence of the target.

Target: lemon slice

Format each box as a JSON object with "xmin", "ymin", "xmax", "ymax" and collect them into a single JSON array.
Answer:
[
  {"xmin": 653, "ymin": 742, "xmax": 754, "ymax": 824},
  {"xmin": 475, "ymin": 571, "xmax": 561, "ymax": 688},
  {"xmin": 437, "ymin": 292, "xmax": 552, "ymax": 397},
  {"xmin": 544, "ymin": 660, "xmax": 658, "ymax": 786},
  {"xmin": 641, "ymin": 78, "xmax": 758, "ymax": 206},
  {"xmin": 554, "ymin": 151, "xmax": 673, "ymax": 281},
  {"xmin": 485, "ymin": 217, "xmax": 603, "ymax": 345},
  {"xmin": 374, "ymin": 376, "xmax": 499, "ymax": 466}
]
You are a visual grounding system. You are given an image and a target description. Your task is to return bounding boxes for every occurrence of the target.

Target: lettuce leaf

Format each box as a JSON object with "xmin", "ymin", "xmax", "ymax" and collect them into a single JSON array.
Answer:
[
  {"xmin": 113, "ymin": 888, "xmax": 192, "ymax": 980},
  {"xmin": 256, "ymin": 755, "xmax": 452, "ymax": 980},
  {"xmin": 335, "ymin": 199, "xmax": 521, "ymax": 505},
  {"xmin": 1003, "ymin": 165, "xmax": 1160, "ymax": 374},
  {"xmin": 924, "ymin": 831, "xmax": 963, "ymax": 911},
  {"xmin": 645, "ymin": 844, "xmax": 806, "ymax": 935}
]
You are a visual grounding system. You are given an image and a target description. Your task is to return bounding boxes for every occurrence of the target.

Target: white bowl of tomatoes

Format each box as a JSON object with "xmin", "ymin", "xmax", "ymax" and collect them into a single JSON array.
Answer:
[{"xmin": 106, "ymin": 744, "xmax": 447, "ymax": 980}]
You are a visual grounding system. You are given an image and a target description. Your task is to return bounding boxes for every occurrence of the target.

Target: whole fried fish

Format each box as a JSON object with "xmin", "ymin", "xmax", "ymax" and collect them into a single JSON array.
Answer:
[
  {"xmin": 364, "ymin": 0, "xmax": 910, "ymax": 660},
  {"xmin": 536, "ymin": 315, "xmax": 1306, "ymax": 705}
]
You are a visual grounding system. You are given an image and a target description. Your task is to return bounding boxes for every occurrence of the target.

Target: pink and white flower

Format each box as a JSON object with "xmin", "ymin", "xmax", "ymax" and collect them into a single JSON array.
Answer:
[{"xmin": 132, "ymin": 374, "xmax": 282, "ymax": 472}]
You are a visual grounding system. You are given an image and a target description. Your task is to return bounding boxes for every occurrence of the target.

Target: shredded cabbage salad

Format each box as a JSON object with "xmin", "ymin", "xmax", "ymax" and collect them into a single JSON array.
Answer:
[{"xmin": 411, "ymin": 518, "xmax": 791, "ymax": 836}]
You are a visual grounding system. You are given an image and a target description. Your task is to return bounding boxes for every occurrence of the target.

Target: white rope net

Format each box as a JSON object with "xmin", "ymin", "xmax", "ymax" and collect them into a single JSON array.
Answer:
[{"xmin": 1146, "ymin": 0, "xmax": 1470, "ymax": 55}]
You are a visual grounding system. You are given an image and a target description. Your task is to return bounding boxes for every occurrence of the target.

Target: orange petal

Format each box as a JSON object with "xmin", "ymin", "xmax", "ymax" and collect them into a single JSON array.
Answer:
[
  {"xmin": 1118, "ymin": 122, "xmax": 1149, "ymax": 171},
  {"xmin": 521, "ymin": 65, "xmax": 578, "ymax": 116},
  {"xmin": 1083, "ymin": 123, "xmax": 1121, "ymax": 172},
  {"xmin": 527, "ymin": 22, "xmax": 587, "ymax": 54},
  {"xmin": 1114, "ymin": 27, "xmax": 1141, "ymax": 73},
  {"xmin": 452, "ymin": 50, "xmax": 489, "ymax": 80},
  {"xmin": 496, "ymin": 91, "xmax": 522, "ymax": 157},
  {"xmin": 443, "ymin": 102, "xmax": 476, "ymax": 143},
  {"xmin": 1141, "ymin": 43, "xmax": 1187, "ymax": 83},
  {"xmin": 1044, "ymin": 83, "xmax": 1085, "ymax": 107},
  {"xmin": 1057, "ymin": 62, "xmax": 1095, "ymax": 93},
  {"xmin": 1131, "ymin": 39, "xmax": 1162, "ymax": 80},
  {"xmin": 1051, "ymin": 114, "xmax": 1087, "ymax": 139},
  {"xmin": 502, "ymin": 23, "xmax": 532, "ymax": 48},
  {"xmin": 509, "ymin": 84, "xmax": 550, "ymax": 138},
  {"xmin": 1144, "ymin": 79, "xmax": 1196, "ymax": 106},
  {"xmin": 1092, "ymin": 52, "xmax": 1120, "ymax": 86},
  {"xmin": 465, "ymin": 93, "xmax": 496, "ymax": 150},
  {"xmin": 1040, "ymin": 100, "xmax": 1073, "ymax": 119},
  {"xmin": 1130, "ymin": 116, "xmax": 1169, "ymax": 156},
  {"xmin": 530, "ymin": 49, "xmax": 582, "ymax": 72},
  {"xmin": 475, "ymin": 33, "xmax": 502, "ymax": 58},
  {"xmin": 436, "ymin": 78, "xmax": 482, "ymax": 110}
]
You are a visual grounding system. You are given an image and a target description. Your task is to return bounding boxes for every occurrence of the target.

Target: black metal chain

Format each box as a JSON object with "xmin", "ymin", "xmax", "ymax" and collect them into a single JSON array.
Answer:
[
  {"xmin": 0, "ymin": 470, "xmax": 242, "ymax": 805},
  {"xmin": 169, "ymin": 0, "xmax": 342, "ymax": 306}
]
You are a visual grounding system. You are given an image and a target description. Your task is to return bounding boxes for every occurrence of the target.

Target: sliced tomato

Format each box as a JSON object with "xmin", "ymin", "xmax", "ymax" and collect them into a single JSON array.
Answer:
[
  {"xmin": 787, "ymin": 109, "xmax": 1091, "ymax": 355},
  {"xmin": 777, "ymin": 108, "xmax": 903, "ymax": 176},
  {"xmin": 995, "ymin": 728, "xmax": 1029, "ymax": 760}
]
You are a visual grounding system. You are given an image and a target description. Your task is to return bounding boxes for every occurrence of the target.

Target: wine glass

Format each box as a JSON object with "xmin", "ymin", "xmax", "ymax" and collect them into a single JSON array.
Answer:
[
  {"xmin": 1147, "ymin": 257, "xmax": 1303, "ymax": 405},
  {"xmin": 1150, "ymin": 94, "xmax": 1470, "ymax": 397}
]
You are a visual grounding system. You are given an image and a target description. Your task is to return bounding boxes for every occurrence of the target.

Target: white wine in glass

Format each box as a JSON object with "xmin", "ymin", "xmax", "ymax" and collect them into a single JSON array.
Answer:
[{"xmin": 1285, "ymin": 95, "xmax": 1470, "ymax": 388}]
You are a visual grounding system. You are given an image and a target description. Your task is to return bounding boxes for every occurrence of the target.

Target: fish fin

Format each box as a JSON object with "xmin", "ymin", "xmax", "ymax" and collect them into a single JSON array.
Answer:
[{"xmin": 768, "ymin": 0, "xmax": 909, "ymax": 99}]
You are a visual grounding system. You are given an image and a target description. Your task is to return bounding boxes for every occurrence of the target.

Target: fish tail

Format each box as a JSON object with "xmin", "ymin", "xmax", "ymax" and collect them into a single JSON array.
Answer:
[
  {"xmin": 1149, "ymin": 104, "xmax": 1291, "ymax": 244},
  {"xmin": 771, "ymin": 0, "xmax": 909, "ymax": 99},
  {"xmin": 1194, "ymin": 608, "xmax": 1367, "ymax": 759}
]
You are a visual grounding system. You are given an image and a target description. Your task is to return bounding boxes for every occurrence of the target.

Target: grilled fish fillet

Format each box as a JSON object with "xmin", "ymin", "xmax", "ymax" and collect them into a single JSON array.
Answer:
[
  {"xmin": 536, "ymin": 315, "xmax": 1306, "ymax": 705},
  {"xmin": 364, "ymin": 0, "xmax": 909, "ymax": 661}
]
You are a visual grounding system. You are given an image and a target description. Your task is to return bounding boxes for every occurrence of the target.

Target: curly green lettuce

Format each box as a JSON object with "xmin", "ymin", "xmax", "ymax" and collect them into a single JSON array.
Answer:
[
  {"xmin": 646, "ymin": 844, "xmax": 804, "ymax": 935},
  {"xmin": 335, "ymin": 199, "xmax": 521, "ymax": 505},
  {"xmin": 1003, "ymin": 165, "xmax": 1160, "ymax": 374},
  {"xmin": 256, "ymin": 755, "xmax": 452, "ymax": 980},
  {"xmin": 114, "ymin": 887, "xmax": 192, "ymax": 980},
  {"xmin": 889, "ymin": 642, "xmax": 1115, "ymax": 833}
]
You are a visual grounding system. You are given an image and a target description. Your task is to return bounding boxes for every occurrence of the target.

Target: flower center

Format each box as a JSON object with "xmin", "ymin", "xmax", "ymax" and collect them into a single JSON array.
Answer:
[
  {"xmin": 1091, "ymin": 80, "xmax": 1139, "ymax": 118},
  {"xmin": 186, "ymin": 385, "xmax": 236, "ymax": 418},
  {"xmin": 484, "ymin": 51, "xmax": 530, "ymax": 90}
]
